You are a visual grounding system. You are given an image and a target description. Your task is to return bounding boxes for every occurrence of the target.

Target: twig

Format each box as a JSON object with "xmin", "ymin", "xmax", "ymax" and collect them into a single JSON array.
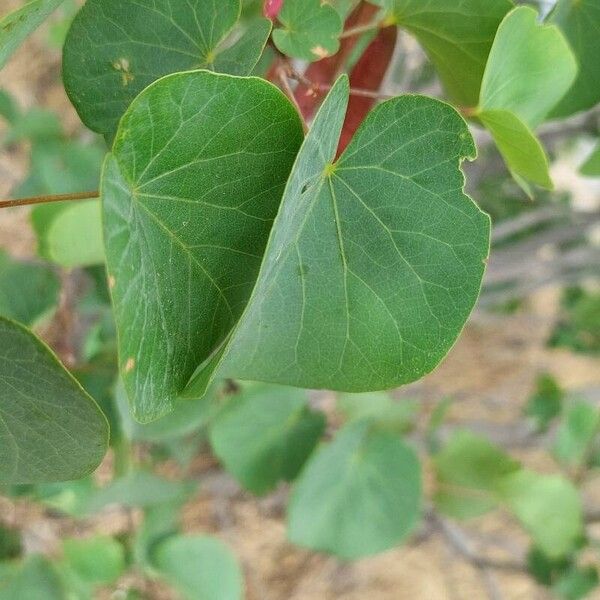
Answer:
[
  {"xmin": 0, "ymin": 191, "xmax": 99, "ymax": 209},
  {"xmin": 276, "ymin": 65, "xmax": 308, "ymax": 133}
]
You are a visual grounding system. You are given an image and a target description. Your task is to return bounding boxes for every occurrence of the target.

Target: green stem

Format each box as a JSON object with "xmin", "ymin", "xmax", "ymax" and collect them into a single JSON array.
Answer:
[{"xmin": 113, "ymin": 435, "xmax": 133, "ymax": 478}]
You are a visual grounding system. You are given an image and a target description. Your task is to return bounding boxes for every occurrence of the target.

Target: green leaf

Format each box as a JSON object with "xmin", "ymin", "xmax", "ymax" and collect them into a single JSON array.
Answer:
[
  {"xmin": 497, "ymin": 470, "xmax": 583, "ymax": 558},
  {"xmin": 0, "ymin": 0, "xmax": 65, "ymax": 70},
  {"xmin": 580, "ymin": 144, "xmax": 600, "ymax": 178},
  {"xmin": 0, "ymin": 555, "xmax": 65, "ymax": 600},
  {"xmin": 63, "ymin": 536, "xmax": 125, "ymax": 585},
  {"xmin": 288, "ymin": 419, "xmax": 421, "ymax": 559},
  {"xmin": 554, "ymin": 566, "xmax": 599, "ymax": 600},
  {"xmin": 273, "ymin": 0, "xmax": 343, "ymax": 61},
  {"xmin": 41, "ymin": 200, "xmax": 104, "ymax": 268},
  {"xmin": 154, "ymin": 535, "xmax": 243, "ymax": 600},
  {"xmin": 103, "ymin": 70, "xmax": 304, "ymax": 422},
  {"xmin": 337, "ymin": 391, "xmax": 417, "ymax": 432},
  {"xmin": 209, "ymin": 383, "xmax": 325, "ymax": 494},
  {"xmin": 0, "ymin": 317, "xmax": 109, "ymax": 484},
  {"xmin": 549, "ymin": 0, "xmax": 600, "ymax": 118},
  {"xmin": 327, "ymin": 0, "xmax": 359, "ymax": 20},
  {"xmin": 373, "ymin": 0, "xmax": 514, "ymax": 107},
  {"xmin": 524, "ymin": 373, "xmax": 564, "ymax": 432},
  {"xmin": 433, "ymin": 430, "xmax": 520, "ymax": 519},
  {"xmin": 63, "ymin": 0, "xmax": 270, "ymax": 140},
  {"xmin": 479, "ymin": 6, "xmax": 577, "ymax": 128},
  {"xmin": 478, "ymin": 110, "xmax": 552, "ymax": 191},
  {"xmin": 0, "ymin": 250, "xmax": 60, "ymax": 325},
  {"xmin": 202, "ymin": 76, "xmax": 489, "ymax": 398},
  {"xmin": 87, "ymin": 471, "xmax": 195, "ymax": 512},
  {"xmin": 553, "ymin": 401, "xmax": 600, "ymax": 467}
]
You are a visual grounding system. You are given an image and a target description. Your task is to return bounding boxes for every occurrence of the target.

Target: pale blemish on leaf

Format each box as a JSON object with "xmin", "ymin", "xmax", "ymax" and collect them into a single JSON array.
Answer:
[
  {"xmin": 125, "ymin": 357, "xmax": 135, "ymax": 373},
  {"xmin": 112, "ymin": 57, "xmax": 134, "ymax": 86}
]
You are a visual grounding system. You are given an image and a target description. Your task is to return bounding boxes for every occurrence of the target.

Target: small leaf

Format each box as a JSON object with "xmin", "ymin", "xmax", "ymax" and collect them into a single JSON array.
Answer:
[
  {"xmin": 103, "ymin": 70, "xmax": 304, "ymax": 422},
  {"xmin": 0, "ymin": 250, "xmax": 60, "ymax": 325},
  {"xmin": 478, "ymin": 109, "xmax": 552, "ymax": 191},
  {"xmin": 497, "ymin": 470, "xmax": 583, "ymax": 558},
  {"xmin": 337, "ymin": 391, "xmax": 417, "ymax": 432},
  {"xmin": 0, "ymin": 317, "xmax": 109, "ymax": 484},
  {"xmin": 479, "ymin": 6, "xmax": 577, "ymax": 128},
  {"xmin": 0, "ymin": 555, "xmax": 64, "ymax": 600},
  {"xmin": 549, "ymin": 0, "xmax": 600, "ymax": 118},
  {"xmin": 288, "ymin": 419, "xmax": 421, "ymax": 558},
  {"xmin": 524, "ymin": 373, "xmax": 564, "ymax": 432},
  {"xmin": 209, "ymin": 383, "xmax": 325, "ymax": 494},
  {"xmin": 63, "ymin": 0, "xmax": 270, "ymax": 140},
  {"xmin": 63, "ymin": 536, "xmax": 125, "ymax": 585},
  {"xmin": 433, "ymin": 430, "xmax": 520, "ymax": 519},
  {"xmin": 0, "ymin": 0, "xmax": 65, "ymax": 69},
  {"xmin": 553, "ymin": 401, "xmax": 600, "ymax": 468},
  {"xmin": 154, "ymin": 535, "xmax": 243, "ymax": 600},
  {"xmin": 373, "ymin": 0, "xmax": 514, "ymax": 107},
  {"xmin": 554, "ymin": 566, "xmax": 599, "ymax": 600},
  {"xmin": 273, "ymin": 0, "xmax": 343, "ymax": 61},
  {"xmin": 580, "ymin": 144, "xmax": 600, "ymax": 178},
  {"xmin": 43, "ymin": 200, "xmax": 104, "ymax": 268}
]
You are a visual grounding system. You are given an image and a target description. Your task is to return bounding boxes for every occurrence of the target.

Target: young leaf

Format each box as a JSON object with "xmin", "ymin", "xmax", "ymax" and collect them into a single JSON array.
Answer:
[
  {"xmin": 272, "ymin": 0, "xmax": 343, "ymax": 61},
  {"xmin": 287, "ymin": 419, "xmax": 421, "ymax": 558},
  {"xmin": 479, "ymin": 6, "xmax": 577, "ymax": 129},
  {"xmin": 478, "ymin": 110, "xmax": 552, "ymax": 190},
  {"xmin": 0, "ymin": 0, "xmax": 65, "ymax": 69},
  {"xmin": 580, "ymin": 144, "xmax": 600, "ymax": 178},
  {"xmin": 553, "ymin": 401, "xmax": 600, "ymax": 468},
  {"xmin": 0, "ymin": 317, "xmax": 109, "ymax": 484},
  {"xmin": 63, "ymin": 0, "xmax": 271, "ymax": 140},
  {"xmin": 42, "ymin": 200, "xmax": 104, "ymax": 268},
  {"xmin": 433, "ymin": 430, "xmax": 520, "ymax": 519},
  {"xmin": 371, "ymin": 0, "xmax": 514, "ymax": 107},
  {"xmin": 103, "ymin": 70, "xmax": 304, "ymax": 422},
  {"xmin": 0, "ymin": 250, "xmax": 60, "ymax": 325},
  {"xmin": 154, "ymin": 535, "xmax": 243, "ymax": 600},
  {"xmin": 549, "ymin": 0, "xmax": 600, "ymax": 118},
  {"xmin": 63, "ymin": 536, "xmax": 125, "ymax": 585},
  {"xmin": 209, "ymin": 76, "xmax": 489, "ymax": 396},
  {"xmin": 209, "ymin": 383, "xmax": 325, "ymax": 494},
  {"xmin": 497, "ymin": 470, "xmax": 583, "ymax": 558},
  {"xmin": 524, "ymin": 373, "xmax": 564, "ymax": 432}
]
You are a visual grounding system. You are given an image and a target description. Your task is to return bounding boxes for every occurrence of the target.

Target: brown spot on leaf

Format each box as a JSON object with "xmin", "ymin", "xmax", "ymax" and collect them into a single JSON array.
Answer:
[{"xmin": 125, "ymin": 357, "xmax": 135, "ymax": 373}]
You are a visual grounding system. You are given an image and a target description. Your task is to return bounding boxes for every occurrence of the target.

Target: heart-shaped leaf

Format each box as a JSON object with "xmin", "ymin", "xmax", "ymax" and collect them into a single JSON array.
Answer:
[
  {"xmin": 0, "ymin": 317, "xmax": 109, "ymax": 484},
  {"xmin": 0, "ymin": 0, "xmax": 65, "ymax": 69},
  {"xmin": 371, "ymin": 0, "xmax": 514, "ymax": 107},
  {"xmin": 288, "ymin": 419, "xmax": 422, "ymax": 558},
  {"xmin": 105, "ymin": 73, "xmax": 489, "ymax": 423},
  {"xmin": 103, "ymin": 70, "xmax": 304, "ymax": 422},
  {"xmin": 273, "ymin": 0, "xmax": 343, "ymax": 61},
  {"xmin": 477, "ymin": 6, "xmax": 577, "ymax": 191},
  {"xmin": 549, "ymin": 0, "xmax": 600, "ymax": 118},
  {"xmin": 63, "ymin": 0, "xmax": 271, "ymax": 140}
]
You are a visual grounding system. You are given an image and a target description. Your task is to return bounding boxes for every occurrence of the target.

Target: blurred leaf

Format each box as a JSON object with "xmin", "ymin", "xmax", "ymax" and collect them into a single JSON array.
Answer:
[
  {"xmin": 28, "ymin": 477, "xmax": 96, "ymax": 517},
  {"xmin": 433, "ymin": 430, "xmax": 520, "ymax": 519},
  {"xmin": 554, "ymin": 401, "xmax": 600, "ymax": 467},
  {"xmin": 0, "ymin": 250, "xmax": 60, "ymax": 326},
  {"xmin": 554, "ymin": 566, "xmax": 599, "ymax": 600},
  {"xmin": 327, "ymin": 0, "xmax": 359, "ymax": 19},
  {"xmin": 426, "ymin": 397, "xmax": 452, "ymax": 453},
  {"xmin": 0, "ymin": 525, "xmax": 21, "ymax": 561},
  {"xmin": 273, "ymin": 0, "xmax": 343, "ymax": 60},
  {"xmin": 479, "ymin": 6, "xmax": 577, "ymax": 128},
  {"xmin": 527, "ymin": 545, "xmax": 572, "ymax": 586},
  {"xmin": 337, "ymin": 391, "xmax": 417, "ymax": 433},
  {"xmin": 497, "ymin": 470, "xmax": 583, "ymax": 558},
  {"xmin": 580, "ymin": 144, "xmax": 600, "ymax": 177},
  {"xmin": 63, "ymin": 0, "xmax": 269, "ymax": 140},
  {"xmin": 154, "ymin": 535, "xmax": 243, "ymax": 600},
  {"xmin": 4, "ymin": 109, "xmax": 62, "ymax": 145},
  {"xmin": 524, "ymin": 373, "xmax": 564, "ymax": 432},
  {"xmin": 63, "ymin": 536, "xmax": 125, "ymax": 585},
  {"xmin": 87, "ymin": 471, "xmax": 195, "ymax": 513},
  {"xmin": 210, "ymin": 384, "xmax": 325, "ymax": 495},
  {"xmin": 0, "ymin": 0, "xmax": 65, "ymax": 69},
  {"xmin": 288, "ymin": 419, "xmax": 421, "ymax": 558},
  {"xmin": 549, "ymin": 0, "xmax": 600, "ymax": 118},
  {"xmin": 42, "ymin": 200, "xmax": 104, "ymax": 268},
  {"xmin": 0, "ymin": 317, "xmax": 109, "ymax": 485},
  {"xmin": 372, "ymin": 0, "xmax": 513, "ymax": 107},
  {"xmin": 0, "ymin": 554, "xmax": 65, "ymax": 600},
  {"xmin": 0, "ymin": 90, "xmax": 19, "ymax": 123}
]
